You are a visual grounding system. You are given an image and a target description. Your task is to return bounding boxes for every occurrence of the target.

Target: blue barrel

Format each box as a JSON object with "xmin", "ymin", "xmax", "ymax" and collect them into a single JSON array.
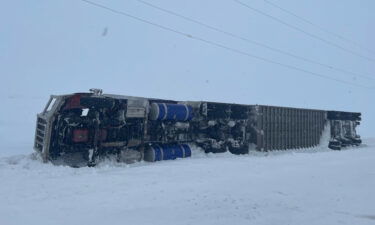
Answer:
[
  {"xmin": 143, "ymin": 145, "xmax": 163, "ymax": 162},
  {"xmin": 149, "ymin": 103, "xmax": 193, "ymax": 121},
  {"xmin": 173, "ymin": 145, "xmax": 184, "ymax": 158},
  {"xmin": 181, "ymin": 144, "xmax": 192, "ymax": 157},
  {"xmin": 144, "ymin": 144, "xmax": 192, "ymax": 162},
  {"xmin": 162, "ymin": 145, "xmax": 176, "ymax": 160}
]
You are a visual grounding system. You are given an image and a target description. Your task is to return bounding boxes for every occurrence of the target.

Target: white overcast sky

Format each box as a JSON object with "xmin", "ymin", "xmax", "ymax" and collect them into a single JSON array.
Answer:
[{"xmin": 1, "ymin": 0, "xmax": 374, "ymax": 136}]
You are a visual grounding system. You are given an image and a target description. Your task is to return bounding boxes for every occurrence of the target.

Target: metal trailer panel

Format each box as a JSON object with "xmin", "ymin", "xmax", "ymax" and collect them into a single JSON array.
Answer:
[
  {"xmin": 255, "ymin": 105, "xmax": 326, "ymax": 151},
  {"xmin": 288, "ymin": 108, "xmax": 292, "ymax": 149}
]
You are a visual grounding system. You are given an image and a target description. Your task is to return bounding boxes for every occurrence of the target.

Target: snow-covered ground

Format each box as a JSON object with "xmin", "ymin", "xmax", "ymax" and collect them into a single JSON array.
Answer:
[{"xmin": 0, "ymin": 139, "xmax": 374, "ymax": 225}]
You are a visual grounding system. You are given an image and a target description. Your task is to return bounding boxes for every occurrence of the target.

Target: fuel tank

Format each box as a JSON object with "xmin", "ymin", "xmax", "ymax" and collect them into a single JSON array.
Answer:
[
  {"xmin": 149, "ymin": 103, "xmax": 193, "ymax": 121},
  {"xmin": 144, "ymin": 144, "xmax": 192, "ymax": 162}
]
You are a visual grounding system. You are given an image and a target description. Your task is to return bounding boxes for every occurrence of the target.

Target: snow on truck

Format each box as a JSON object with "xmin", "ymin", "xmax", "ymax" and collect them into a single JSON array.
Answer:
[{"xmin": 34, "ymin": 89, "xmax": 362, "ymax": 166}]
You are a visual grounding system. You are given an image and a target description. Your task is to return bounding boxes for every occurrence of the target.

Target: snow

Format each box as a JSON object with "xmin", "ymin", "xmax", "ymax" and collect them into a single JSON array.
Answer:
[{"xmin": 0, "ymin": 139, "xmax": 374, "ymax": 225}]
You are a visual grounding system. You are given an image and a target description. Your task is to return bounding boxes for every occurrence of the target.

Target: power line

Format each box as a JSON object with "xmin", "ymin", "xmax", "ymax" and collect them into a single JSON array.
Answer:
[
  {"xmin": 79, "ymin": 0, "xmax": 374, "ymax": 90},
  {"xmin": 233, "ymin": 0, "xmax": 375, "ymax": 63},
  {"xmin": 135, "ymin": 0, "xmax": 375, "ymax": 81},
  {"xmin": 263, "ymin": 0, "xmax": 375, "ymax": 55}
]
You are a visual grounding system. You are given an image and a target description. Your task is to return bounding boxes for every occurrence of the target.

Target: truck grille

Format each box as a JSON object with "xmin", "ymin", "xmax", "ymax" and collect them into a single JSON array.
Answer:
[{"xmin": 34, "ymin": 117, "xmax": 47, "ymax": 152}]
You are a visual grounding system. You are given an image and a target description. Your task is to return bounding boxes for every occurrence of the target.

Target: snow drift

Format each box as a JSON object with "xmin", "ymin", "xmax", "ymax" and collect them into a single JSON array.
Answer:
[{"xmin": 0, "ymin": 139, "xmax": 374, "ymax": 225}]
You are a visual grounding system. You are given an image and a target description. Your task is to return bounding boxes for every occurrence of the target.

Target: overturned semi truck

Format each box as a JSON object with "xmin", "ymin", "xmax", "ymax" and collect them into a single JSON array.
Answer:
[{"xmin": 34, "ymin": 89, "xmax": 362, "ymax": 166}]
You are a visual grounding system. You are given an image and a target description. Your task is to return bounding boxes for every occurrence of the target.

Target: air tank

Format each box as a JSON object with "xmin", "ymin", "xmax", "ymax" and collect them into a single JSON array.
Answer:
[
  {"xmin": 144, "ymin": 144, "xmax": 192, "ymax": 162},
  {"xmin": 149, "ymin": 103, "xmax": 193, "ymax": 121}
]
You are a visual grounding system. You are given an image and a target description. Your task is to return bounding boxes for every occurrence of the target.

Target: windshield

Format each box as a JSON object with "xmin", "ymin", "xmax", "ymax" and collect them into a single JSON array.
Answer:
[{"xmin": 44, "ymin": 97, "xmax": 57, "ymax": 113}]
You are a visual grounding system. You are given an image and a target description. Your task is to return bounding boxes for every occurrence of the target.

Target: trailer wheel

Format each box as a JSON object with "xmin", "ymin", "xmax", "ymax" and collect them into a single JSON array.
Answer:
[
  {"xmin": 229, "ymin": 145, "xmax": 249, "ymax": 155},
  {"xmin": 329, "ymin": 140, "xmax": 342, "ymax": 150}
]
